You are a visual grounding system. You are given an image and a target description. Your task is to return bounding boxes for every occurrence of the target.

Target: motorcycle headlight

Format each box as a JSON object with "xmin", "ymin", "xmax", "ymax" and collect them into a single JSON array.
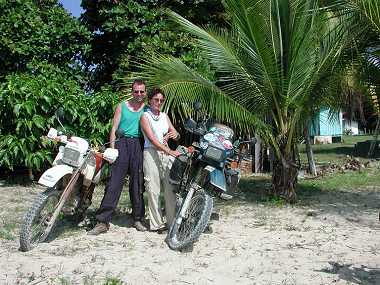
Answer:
[
  {"xmin": 200, "ymin": 140, "xmax": 209, "ymax": 149},
  {"xmin": 62, "ymin": 146, "xmax": 81, "ymax": 167},
  {"xmin": 203, "ymin": 146, "xmax": 224, "ymax": 162}
]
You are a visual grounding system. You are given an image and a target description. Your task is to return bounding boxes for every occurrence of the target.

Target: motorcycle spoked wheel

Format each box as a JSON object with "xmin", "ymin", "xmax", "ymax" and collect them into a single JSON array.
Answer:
[
  {"xmin": 19, "ymin": 187, "xmax": 62, "ymax": 252},
  {"xmin": 166, "ymin": 188, "xmax": 213, "ymax": 250}
]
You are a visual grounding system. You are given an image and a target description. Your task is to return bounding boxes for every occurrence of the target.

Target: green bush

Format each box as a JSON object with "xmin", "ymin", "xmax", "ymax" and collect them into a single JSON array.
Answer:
[{"xmin": 0, "ymin": 62, "xmax": 119, "ymax": 171}]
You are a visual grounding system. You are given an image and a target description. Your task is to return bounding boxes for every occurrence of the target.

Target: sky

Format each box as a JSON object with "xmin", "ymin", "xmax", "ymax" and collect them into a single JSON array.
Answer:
[{"xmin": 58, "ymin": 0, "xmax": 83, "ymax": 18}]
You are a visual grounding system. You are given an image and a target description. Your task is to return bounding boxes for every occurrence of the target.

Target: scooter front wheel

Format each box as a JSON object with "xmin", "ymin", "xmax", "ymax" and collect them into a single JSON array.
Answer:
[
  {"xmin": 166, "ymin": 188, "xmax": 213, "ymax": 250},
  {"xmin": 19, "ymin": 187, "xmax": 62, "ymax": 251},
  {"xmin": 19, "ymin": 172, "xmax": 80, "ymax": 251}
]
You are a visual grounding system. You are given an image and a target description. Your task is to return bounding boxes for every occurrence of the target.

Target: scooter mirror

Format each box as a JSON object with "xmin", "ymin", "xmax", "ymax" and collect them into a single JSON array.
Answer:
[
  {"xmin": 55, "ymin": 108, "xmax": 65, "ymax": 123},
  {"xmin": 55, "ymin": 107, "xmax": 66, "ymax": 132},
  {"xmin": 115, "ymin": 129, "xmax": 125, "ymax": 139},
  {"xmin": 193, "ymin": 101, "xmax": 202, "ymax": 111},
  {"xmin": 184, "ymin": 118, "xmax": 197, "ymax": 131}
]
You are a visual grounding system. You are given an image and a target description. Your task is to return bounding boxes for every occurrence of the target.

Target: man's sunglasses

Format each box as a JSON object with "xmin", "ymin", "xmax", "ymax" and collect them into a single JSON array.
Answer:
[{"xmin": 133, "ymin": 90, "xmax": 145, "ymax": 94}]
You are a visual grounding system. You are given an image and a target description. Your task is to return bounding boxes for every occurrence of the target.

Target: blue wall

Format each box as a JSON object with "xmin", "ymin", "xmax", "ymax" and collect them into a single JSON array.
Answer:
[{"xmin": 309, "ymin": 108, "xmax": 342, "ymax": 136}]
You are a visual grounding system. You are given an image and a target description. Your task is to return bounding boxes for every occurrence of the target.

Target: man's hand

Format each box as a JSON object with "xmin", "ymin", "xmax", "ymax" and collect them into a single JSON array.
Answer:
[{"xmin": 163, "ymin": 131, "xmax": 178, "ymax": 144}]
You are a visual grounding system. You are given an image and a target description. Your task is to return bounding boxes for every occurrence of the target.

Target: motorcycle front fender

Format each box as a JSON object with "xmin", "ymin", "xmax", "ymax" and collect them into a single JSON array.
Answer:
[
  {"xmin": 38, "ymin": 164, "xmax": 74, "ymax": 188},
  {"xmin": 204, "ymin": 166, "xmax": 227, "ymax": 192}
]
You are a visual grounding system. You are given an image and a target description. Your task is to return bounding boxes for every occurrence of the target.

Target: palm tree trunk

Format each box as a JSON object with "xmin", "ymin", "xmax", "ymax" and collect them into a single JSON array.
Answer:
[
  {"xmin": 254, "ymin": 134, "xmax": 261, "ymax": 173},
  {"xmin": 28, "ymin": 168, "xmax": 34, "ymax": 181},
  {"xmin": 304, "ymin": 126, "xmax": 317, "ymax": 176},
  {"xmin": 271, "ymin": 145, "xmax": 298, "ymax": 203}
]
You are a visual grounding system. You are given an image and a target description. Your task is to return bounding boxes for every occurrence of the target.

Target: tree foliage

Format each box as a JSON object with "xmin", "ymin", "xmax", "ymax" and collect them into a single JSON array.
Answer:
[
  {"xmin": 81, "ymin": 0, "xmax": 224, "ymax": 89},
  {"xmin": 0, "ymin": 62, "xmax": 118, "ymax": 170},
  {"xmin": 0, "ymin": 0, "xmax": 91, "ymax": 77},
  {"xmin": 0, "ymin": 1, "xmax": 116, "ymax": 172},
  {"xmin": 0, "ymin": 0, "xmax": 226, "ymax": 172},
  {"xmin": 322, "ymin": 0, "xmax": 380, "ymax": 128}
]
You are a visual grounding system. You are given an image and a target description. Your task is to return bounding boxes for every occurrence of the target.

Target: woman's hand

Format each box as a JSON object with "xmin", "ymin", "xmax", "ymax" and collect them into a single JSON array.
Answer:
[{"xmin": 168, "ymin": 149, "xmax": 181, "ymax": 157}]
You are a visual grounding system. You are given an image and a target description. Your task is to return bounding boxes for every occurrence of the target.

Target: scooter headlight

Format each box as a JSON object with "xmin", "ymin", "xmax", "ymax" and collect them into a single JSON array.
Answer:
[{"xmin": 200, "ymin": 140, "xmax": 209, "ymax": 149}]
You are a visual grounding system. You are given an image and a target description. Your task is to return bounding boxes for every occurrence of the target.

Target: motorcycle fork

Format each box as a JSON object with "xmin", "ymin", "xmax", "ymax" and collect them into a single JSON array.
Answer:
[
  {"xmin": 176, "ymin": 187, "xmax": 196, "ymax": 224},
  {"xmin": 176, "ymin": 169, "xmax": 204, "ymax": 224},
  {"xmin": 42, "ymin": 167, "xmax": 82, "ymax": 238}
]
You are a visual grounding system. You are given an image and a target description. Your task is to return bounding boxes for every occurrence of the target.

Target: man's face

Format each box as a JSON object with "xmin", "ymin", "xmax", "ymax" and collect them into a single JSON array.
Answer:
[{"xmin": 132, "ymin": 83, "xmax": 146, "ymax": 102}]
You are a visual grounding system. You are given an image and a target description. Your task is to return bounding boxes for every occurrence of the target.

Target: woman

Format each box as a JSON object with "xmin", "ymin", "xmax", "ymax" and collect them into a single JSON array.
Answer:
[{"xmin": 140, "ymin": 88, "xmax": 181, "ymax": 232}]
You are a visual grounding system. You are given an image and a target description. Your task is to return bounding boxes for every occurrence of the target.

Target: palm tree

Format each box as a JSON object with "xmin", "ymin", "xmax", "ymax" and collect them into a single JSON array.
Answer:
[
  {"xmin": 324, "ymin": 0, "xmax": 380, "ymax": 148},
  {"xmin": 132, "ymin": 0, "xmax": 352, "ymax": 202}
]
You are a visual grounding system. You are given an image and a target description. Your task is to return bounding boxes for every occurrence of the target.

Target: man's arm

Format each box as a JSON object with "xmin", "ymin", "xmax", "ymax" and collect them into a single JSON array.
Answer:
[
  {"xmin": 109, "ymin": 103, "xmax": 122, "ymax": 149},
  {"xmin": 163, "ymin": 114, "xmax": 180, "ymax": 143}
]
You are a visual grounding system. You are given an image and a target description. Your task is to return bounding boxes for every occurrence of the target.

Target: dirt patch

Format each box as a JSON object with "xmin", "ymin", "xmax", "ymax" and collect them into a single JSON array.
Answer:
[{"xmin": 0, "ymin": 180, "xmax": 379, "ymax": 285}]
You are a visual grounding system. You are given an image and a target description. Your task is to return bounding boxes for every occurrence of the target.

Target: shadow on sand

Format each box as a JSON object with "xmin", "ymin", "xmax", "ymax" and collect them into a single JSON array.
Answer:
[{"xmin": 316, "ymin": 262, "xmax": 380, "ymax": 285}]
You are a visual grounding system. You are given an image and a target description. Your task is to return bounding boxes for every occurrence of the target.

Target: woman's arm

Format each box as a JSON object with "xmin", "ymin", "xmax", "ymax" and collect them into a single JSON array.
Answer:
[{"xmin": 140, "ymin": 114, "xmax": 180, "ymax": 157}]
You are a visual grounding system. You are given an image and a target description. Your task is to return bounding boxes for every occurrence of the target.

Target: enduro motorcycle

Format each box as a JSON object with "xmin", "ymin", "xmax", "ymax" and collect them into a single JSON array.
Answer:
[
  {"xmin": 19, "ymin": 119, "xmax": 118, "ymax": 252},
  {"xmin": 166, "ymin": 104, "xmax": 254, "ymax": 250}
]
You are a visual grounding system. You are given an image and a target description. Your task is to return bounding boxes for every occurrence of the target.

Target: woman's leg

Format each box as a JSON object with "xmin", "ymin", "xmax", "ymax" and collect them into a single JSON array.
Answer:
[
  {"xmin": 143, "ymin": 149, "xmax": 165, "ymax": 230},
  {"xmin": 162, "ymin": 155, "xmax": 177, "ymax": 227}
]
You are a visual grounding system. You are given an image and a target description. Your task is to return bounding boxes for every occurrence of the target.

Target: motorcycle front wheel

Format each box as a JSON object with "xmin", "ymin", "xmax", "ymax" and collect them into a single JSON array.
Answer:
[
  {"xmin": 19, "ymin": 172, "xmax": 79, "ymax": 252},
  {"xmin": 19, "ymin": 187, "xmax": 62, "ymax": 252},
  {"xmin": 166, "ymin": 188, "xmax": 213, "ymax": 250}
]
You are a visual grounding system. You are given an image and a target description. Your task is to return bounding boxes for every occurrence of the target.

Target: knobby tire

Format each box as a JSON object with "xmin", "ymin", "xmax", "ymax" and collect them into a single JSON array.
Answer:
[
  {"xmin": 166, "ymin": 189, "xmax": 213, "ymax": 250},
  {"xmin": 19, "ymin": 188, "xmax": 61, "ymax": 252}
]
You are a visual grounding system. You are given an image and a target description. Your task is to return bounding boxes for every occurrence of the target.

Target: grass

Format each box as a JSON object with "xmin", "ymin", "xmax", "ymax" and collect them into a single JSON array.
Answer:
[
  {"xmin": 103, "ymin": 277, "xmax": 124, "ymax": 285},
  {"xmin": 298, "ymin": 135, "xmax": 373, "ymax": 164},
  {"xmin": 50, "ymin": 275, "xmax": 124, "ymax": 285},
  {"xmin": 229, "ymin": 166, "xmax": 380, "ymax": 208},
  {"xmin": 0, "ymin": 220, "xmax": 17, "ymax": 240},
  {"xmin": 298, "ymin": 168, "xmax": 380, "ymax": 193}
]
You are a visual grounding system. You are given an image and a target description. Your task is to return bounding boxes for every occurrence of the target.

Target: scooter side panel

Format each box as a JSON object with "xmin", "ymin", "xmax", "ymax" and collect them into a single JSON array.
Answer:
[
  {"xmin": 38, "ymin": 164, "xmax": 74, "ymax": 188},
  {"xmin": 208, "ymin": 167, "xmax": 227, "ymax": 192}
]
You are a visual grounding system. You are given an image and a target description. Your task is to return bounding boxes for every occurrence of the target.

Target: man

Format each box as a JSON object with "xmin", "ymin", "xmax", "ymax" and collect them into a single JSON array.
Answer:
[{"xmin": 88, "ymin": 79, "xmax": 147, "ymax": 235}]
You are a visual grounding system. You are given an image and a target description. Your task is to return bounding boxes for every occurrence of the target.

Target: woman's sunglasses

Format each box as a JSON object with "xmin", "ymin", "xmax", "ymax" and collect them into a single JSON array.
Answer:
[{"xmin": 152, "ymin": 98, "xmax": 165, "ymax": 103}]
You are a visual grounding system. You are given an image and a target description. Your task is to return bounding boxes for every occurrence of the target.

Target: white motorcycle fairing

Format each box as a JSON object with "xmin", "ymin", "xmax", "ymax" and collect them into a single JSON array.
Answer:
[{"xmin": 38, "ymin": 164, "xmax": 74, "ymax": 188}]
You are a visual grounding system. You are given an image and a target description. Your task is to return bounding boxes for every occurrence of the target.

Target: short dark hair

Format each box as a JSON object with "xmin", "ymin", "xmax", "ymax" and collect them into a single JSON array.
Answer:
[
  {"xmin": 148, "ymin": 87, "xmax": 165, "ymax": 100},
  {"xmin": 131, "ymin": 79, "xmax": 146, "ymax": 89}
]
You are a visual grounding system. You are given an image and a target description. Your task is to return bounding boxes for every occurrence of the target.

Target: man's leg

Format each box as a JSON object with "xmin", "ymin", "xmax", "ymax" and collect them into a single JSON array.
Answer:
[
  {"xmin": 127, "ymin": 138, "xmax": 146, "ymax": 230},
  {"xmin": 94, "ymin": 138, "xmax": 128, "ymax": 224}
]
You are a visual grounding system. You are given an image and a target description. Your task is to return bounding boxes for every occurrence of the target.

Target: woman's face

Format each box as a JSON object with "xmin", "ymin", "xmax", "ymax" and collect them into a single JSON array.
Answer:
[{"xmin": 149, "ymin": 93, "xmax": 165, "ymax": 112}]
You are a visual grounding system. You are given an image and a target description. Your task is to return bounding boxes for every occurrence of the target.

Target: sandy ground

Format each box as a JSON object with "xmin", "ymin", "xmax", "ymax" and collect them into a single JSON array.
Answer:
[{"xmin": 0, "ymin": 180, "xmax": 379, "ymax": 285}]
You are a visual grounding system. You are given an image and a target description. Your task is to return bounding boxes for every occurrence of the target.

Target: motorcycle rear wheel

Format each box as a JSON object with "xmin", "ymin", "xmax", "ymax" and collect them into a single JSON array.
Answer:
[
  {"xmin": 166, "ymin": 188, "xmax": 213, "ymax": 250},
  {"xmin": 19, "ymin": 187, "xmax": 62, "ymax": 252}
]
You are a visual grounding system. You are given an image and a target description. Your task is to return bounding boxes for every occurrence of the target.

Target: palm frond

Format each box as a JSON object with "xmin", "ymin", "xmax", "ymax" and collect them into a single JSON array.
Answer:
[{"xmin": 129, "ymin": 55, "xmax": 271, "ymax": 136}]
